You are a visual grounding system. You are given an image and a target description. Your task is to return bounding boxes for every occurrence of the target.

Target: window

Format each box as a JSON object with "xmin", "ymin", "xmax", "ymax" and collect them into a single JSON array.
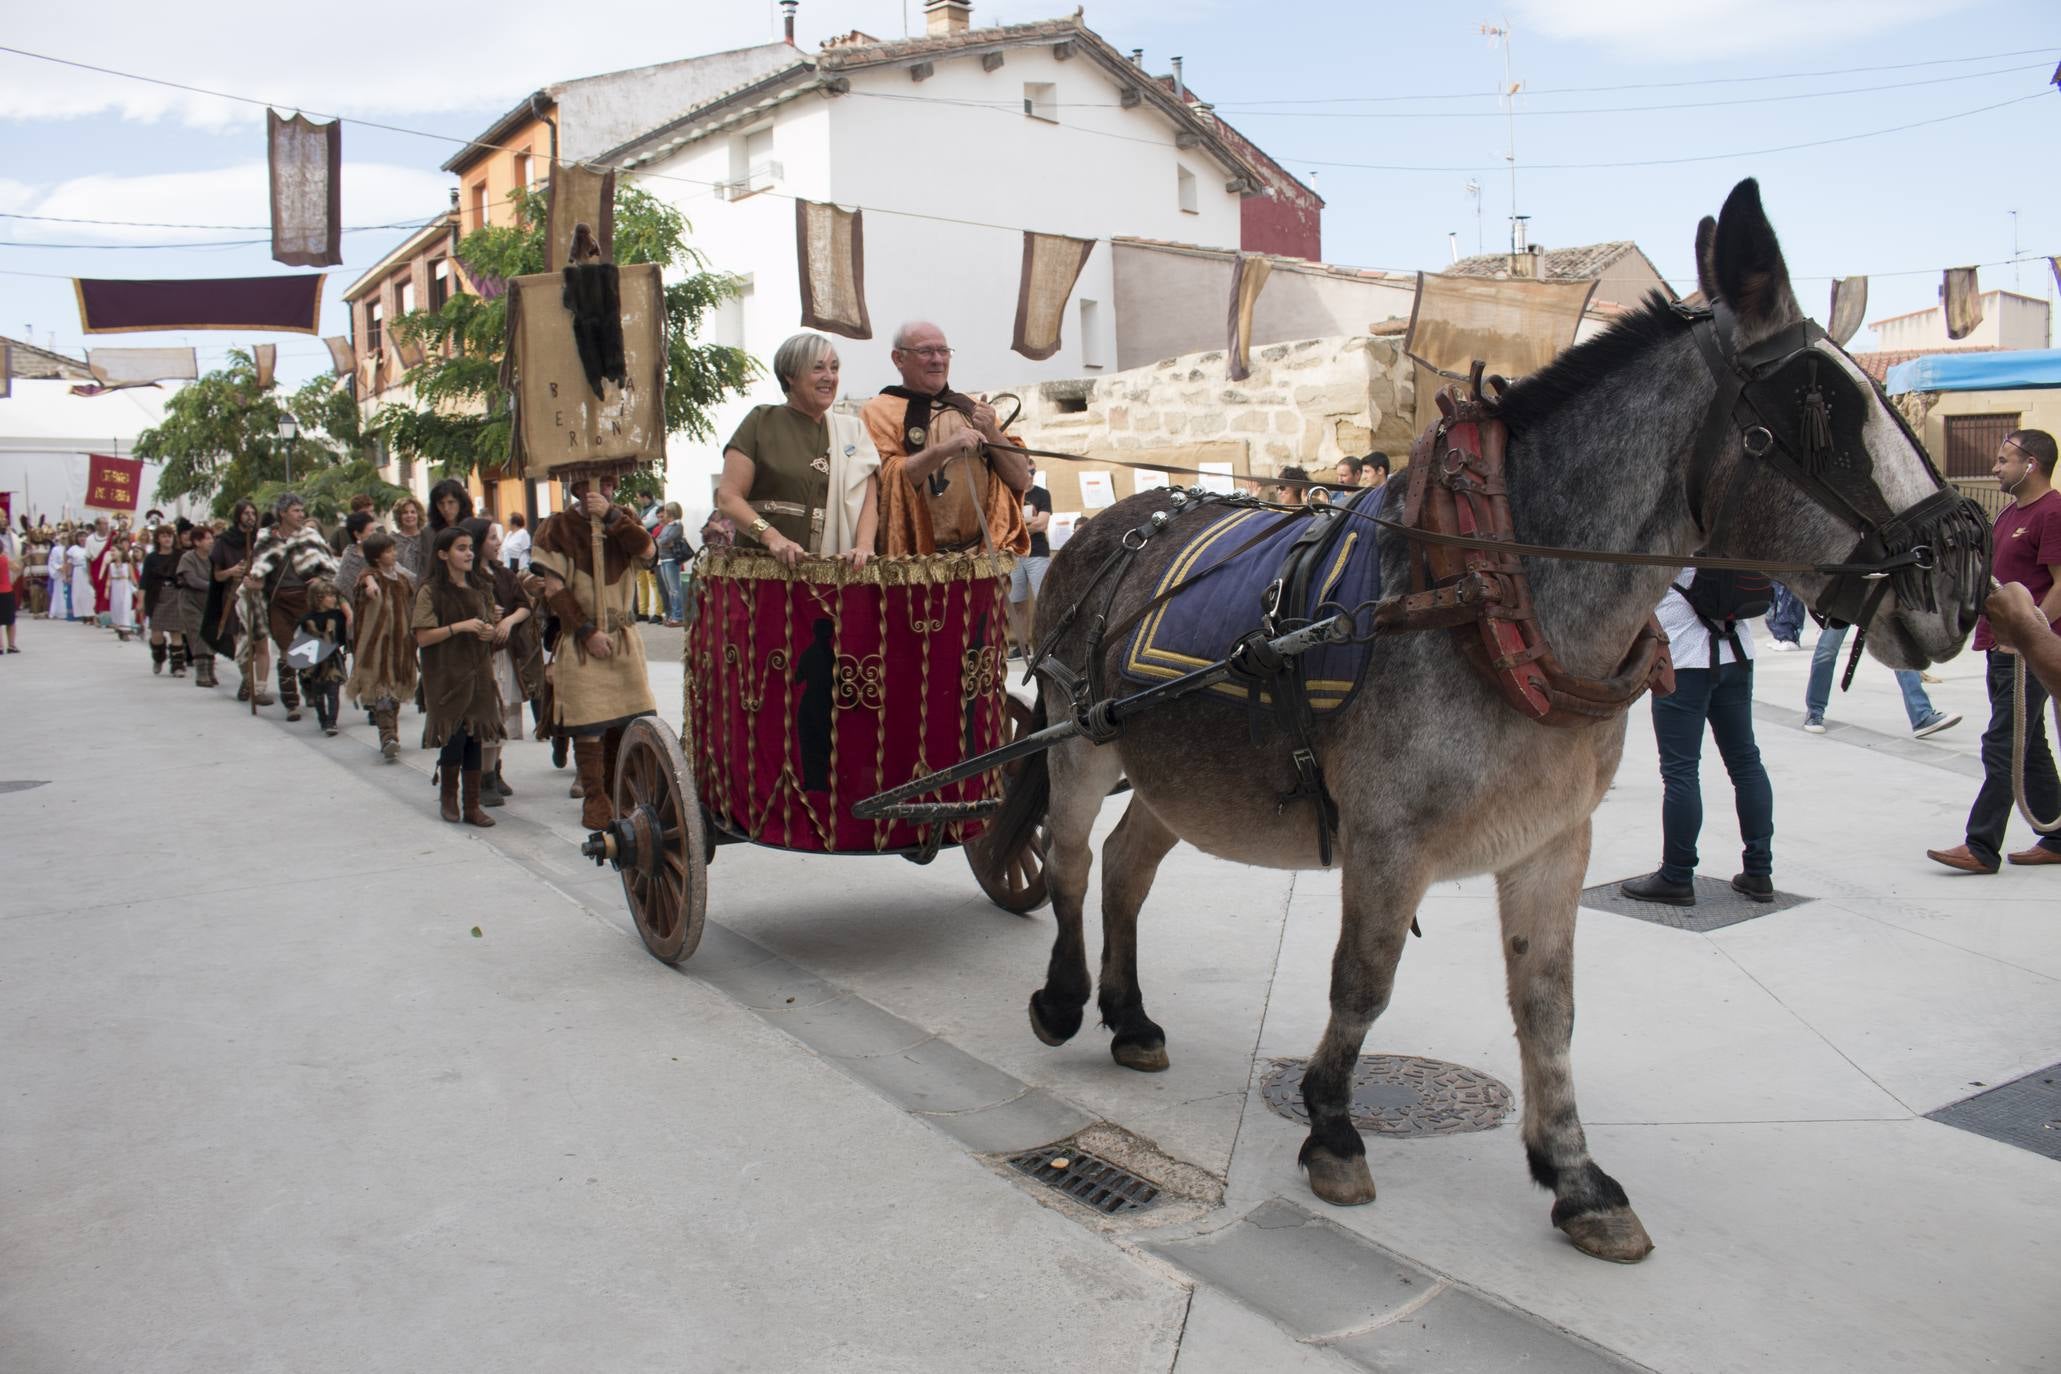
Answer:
[
  {"xmin": 395, "ymin": 277, "xmax": 415, "ymax": 317},
  {"xmin": 470, "ymin": 181, "xmax": 487, "ymax": 231},
  {"xmin": 517, "ymin": 148, "xmax": 537, "ymax": 189},
  {"xmin": 429, "ymin": 258, "xmax": 451, "ymax": 312},
  {"xmin": 707, "ymin": 273, "xmax": 753, "ymax": 349},
  {"xmin": 366, "ymin": 300, "xmax": 383, "ymax": 357},
  {"xmin": 1023, "ymin": 81, "xmax": 1057, "ymax": 122},
  {"xmin": 1079, "ymin": 298, "xmax": 1104, "ymax": 368},
  {"xmin": 724, "ymin": 126, "xmax": 780, "ymax": 199},
  {"xmin": 1176, "ymin": 164, "xmax": 1198, "ymax": 214},
  {"xmin": 1944, "ymin": 412, "xmax": 2019, "ymax": 479}
]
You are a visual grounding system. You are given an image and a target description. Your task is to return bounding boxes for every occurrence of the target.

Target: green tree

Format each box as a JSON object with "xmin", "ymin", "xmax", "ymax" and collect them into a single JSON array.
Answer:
[
  {"xmin": 134, "ymin": 351, "xmax": 406, "ymax": 520},
  {"xmin": 369, "ymin": 185, "xmax": 754, "ymax": 478}
]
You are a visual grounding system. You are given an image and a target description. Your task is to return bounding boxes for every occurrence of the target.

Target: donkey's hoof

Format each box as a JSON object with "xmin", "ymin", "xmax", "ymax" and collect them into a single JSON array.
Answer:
[
  {"xmin": 1300, "ymin": 1146, "xmax": 1377, "ymax": 1207},
  {"xmin": 1028, "ymin": 991, "xmax": 1081, "ymax": 1046},
  {"xmin": 1558, "ymin": 1208, "xmax": 1655, "ymax": 1264},
  {"xmin": 1111, "ymin": 1040, "xmax": 1169, "ymax": 1072}
]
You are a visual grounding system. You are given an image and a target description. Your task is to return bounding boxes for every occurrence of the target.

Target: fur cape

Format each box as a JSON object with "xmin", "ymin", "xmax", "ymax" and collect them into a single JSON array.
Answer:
[{"xmin": 346, "ymin": 566, "xmax": 418, "ymax": 706}]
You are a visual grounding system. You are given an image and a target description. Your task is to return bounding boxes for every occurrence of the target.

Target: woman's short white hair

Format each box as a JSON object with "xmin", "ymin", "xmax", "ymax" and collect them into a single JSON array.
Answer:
[{"xmin": 772, "ymin": 332, "xmax": 839, "ymax": 395}]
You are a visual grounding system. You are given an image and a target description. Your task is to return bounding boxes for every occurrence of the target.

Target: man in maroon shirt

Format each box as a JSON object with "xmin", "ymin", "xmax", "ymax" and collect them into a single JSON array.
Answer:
[{"xmin": 1928, "ymin": 429, "xmax": 2061, "ymax": 873}]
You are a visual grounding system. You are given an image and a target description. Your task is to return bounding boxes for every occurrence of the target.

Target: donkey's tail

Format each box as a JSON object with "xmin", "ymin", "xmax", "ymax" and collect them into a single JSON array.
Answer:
[{"xmin": 986, "ymin": 693, "xmax": 1051, "ymax": 867}]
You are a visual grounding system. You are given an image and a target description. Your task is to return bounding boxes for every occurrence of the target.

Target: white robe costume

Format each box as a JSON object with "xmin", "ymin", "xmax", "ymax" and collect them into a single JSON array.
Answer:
[
  {"xmin": 46, "ymin": 543, "xmax": 69, "ymax": 619},
  {"xmin": 66, "ymin": 546, "xmax": 92, "ymax": 621},
  {"xmin": 109, "ymin": 554, "xmax": 136, "ymax": 631}
]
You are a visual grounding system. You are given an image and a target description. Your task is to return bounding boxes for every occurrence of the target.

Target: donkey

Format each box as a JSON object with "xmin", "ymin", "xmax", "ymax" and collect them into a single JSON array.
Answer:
[{"xmin": 992, "ymin": 179, "xmax": 1984, "ymax": 1262}]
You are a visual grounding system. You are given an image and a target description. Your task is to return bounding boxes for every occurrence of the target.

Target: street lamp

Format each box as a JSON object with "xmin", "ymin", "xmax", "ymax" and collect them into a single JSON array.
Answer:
[{"xmin": 276, "ymin": 415, "xmax": 298, "ymax": 487}]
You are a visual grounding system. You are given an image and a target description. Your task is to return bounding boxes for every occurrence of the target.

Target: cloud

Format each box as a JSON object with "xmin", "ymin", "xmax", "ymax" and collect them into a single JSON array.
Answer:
[
  {"xmin": 0, "ymin": 0, "xmax": 1196, "ymax": 128},
  {"xmin": 1508, "ymin": 0, "xmax": 1978, "ymax": 61},
  {"xmin": 2, "ymin": 162, "xmax": 453, "ymax": 243}
]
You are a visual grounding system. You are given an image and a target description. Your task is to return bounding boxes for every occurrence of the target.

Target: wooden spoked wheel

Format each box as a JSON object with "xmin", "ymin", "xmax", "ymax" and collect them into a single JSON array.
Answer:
[
  {"xmin": 610, "ymin": 716, "xmax": 709, "ymax": 964},
  {"xmin": 967, "ymin": 694, "xmax": 1050, "ymax": 914}
]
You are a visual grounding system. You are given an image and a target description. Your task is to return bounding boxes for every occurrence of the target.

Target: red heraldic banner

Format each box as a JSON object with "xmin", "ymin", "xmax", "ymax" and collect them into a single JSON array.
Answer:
[{"xmin": 85, "ymin": 455, "xmax": 144, "ymax": 511}]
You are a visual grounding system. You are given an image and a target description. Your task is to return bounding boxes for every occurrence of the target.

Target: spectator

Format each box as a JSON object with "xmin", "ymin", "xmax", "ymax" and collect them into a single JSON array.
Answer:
[
  {"xmin": 1009, "ymin": 461, "xmax": 1053, "ymax": 656},
  {"xmin": 1277, "ymin": 465, "xmax": 1310, "ymax": 507},
  {"xmin": 1331, "ymin": 456, "xmax": 1364, "ymax": 491},
  {"xmin": 1360, "ymin": 453, "xmax": 1391, "ymax": 489},
  {"xmin": 1801, "ymin": 620, "xmax": 1958, "ymax": 737},
  {"xmin": 653, "ymin": 502, "xmax": 692, "ymax": 627},
  {"xmin": 501, "ymin": 511, "xmax": 531, "ymax": 572},
  {"xmin": 1927, "ymin": 428, "xmax": 2061, "ymax": 873}
]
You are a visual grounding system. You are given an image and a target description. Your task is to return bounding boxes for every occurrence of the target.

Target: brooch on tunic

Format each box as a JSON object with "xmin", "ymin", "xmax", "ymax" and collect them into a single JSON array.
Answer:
[
  {"xmin": 908, "ymin": 425, "xmax": 927, "ymax": 446},
  {"xmin": 811, "ymin": 455, "xmax": 830, "ymax": 474}
]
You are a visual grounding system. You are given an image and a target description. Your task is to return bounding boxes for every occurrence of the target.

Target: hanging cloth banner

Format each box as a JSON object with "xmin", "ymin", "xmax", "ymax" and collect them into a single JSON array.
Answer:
[
  {"xmin": 75, "ymin": 276, "xmax": 325, "ymax": 335},
  {"xmin": 1942, "ymin": 266, "xmax": 1983, "ymax": 341},
  {"xmin": 2049, "ymin": 256, "xmax": 2060, "ymax": 298},
  {"xmin": 1012, "ymin": 231, "xmax": 1095, "ymax": 362},
  {"xmin": 1826, "ymin": 276, "xmax": 1868, "ymax": 347},
  {"xmin": 502, "ymin": 262, "xmax": 667, "ymax": 481},
  {"xmin": 87, "ymin": 347, "xmax": 199, "ymax": 386},
  {"xmin": 545, "ymin": 162, "xmax": 616, "ymax": 273},
  {"xmin": 85, "ymin": 455, "xmax": 145, "ymax": 511},
  {"xmin": 268, "ymin": 110, "xmax": 342, "ymax": 268},
  {"xmin": 358, "ymin": 352, "xmax": 382, "ymax": 395},
  {"xmin": 254, "ymin": 344, "xmax": 277, "ymax": 389},
  {"xmin": 456, "ymin": 252, "xmax": 508, "ymax": 301},
  {"xmin": 392, "ymin": 332, "xmax": 428, "ymax": 369},
  {"xmin": 1226, "ymin": 253, "xmax": 1273, "ymax": 382},
  {"xmin": 323, "ymin": 336, "xmax": 355, "ymax": 377},
  {"xmin": 1406, "ymin": 271, "xmax": 1597, "ymax": 379},
  {"xmin": 795, "ymin": 200, "xmax": 871, "ymax": 340}
]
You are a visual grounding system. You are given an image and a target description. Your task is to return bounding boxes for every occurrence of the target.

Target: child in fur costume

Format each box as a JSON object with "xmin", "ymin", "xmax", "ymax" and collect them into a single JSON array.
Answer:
[
  {"xmin": 296, "ymin": 578, "xmax": 350, "ymax": 736},
  {"xmin": 413, "ymin": 525, "xmax": 502, "ymax": 826},
  {"xmin": 347, "ymin": 532, "xmax": 418, "ymax": 762}
]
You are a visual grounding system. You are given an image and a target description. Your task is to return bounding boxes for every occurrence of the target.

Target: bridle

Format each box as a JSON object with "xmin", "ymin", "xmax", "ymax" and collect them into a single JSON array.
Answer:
[{"xmin": 1678, "ymin": 300, "xmax": 1990, "ymax": 637}]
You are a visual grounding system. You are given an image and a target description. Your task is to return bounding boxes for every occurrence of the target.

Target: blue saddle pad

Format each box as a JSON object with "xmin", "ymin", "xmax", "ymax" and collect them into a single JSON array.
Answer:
[{"xmin": 1118, "ymin": 490, "xmax": 1383, "ymax": 713}]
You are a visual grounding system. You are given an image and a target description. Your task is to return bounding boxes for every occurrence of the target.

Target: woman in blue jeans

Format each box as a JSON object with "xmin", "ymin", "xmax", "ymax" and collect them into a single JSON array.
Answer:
[
  {"xmin": 1801, "ymin": 621, "xmax": 1959, "ymax": 737},
  {"xmin": 1621, "ymin": 571, "xmax": 1774, "ymax": 907},
  {"xmin": 652, "ymin": 503, "xmax": 690, "ymax": 627}
]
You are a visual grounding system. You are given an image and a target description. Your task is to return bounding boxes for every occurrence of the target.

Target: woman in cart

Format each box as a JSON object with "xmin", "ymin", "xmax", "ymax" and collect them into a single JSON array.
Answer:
[{"xmin": 713, "ymin": 331, "xmax": 880, "ymax": 569}]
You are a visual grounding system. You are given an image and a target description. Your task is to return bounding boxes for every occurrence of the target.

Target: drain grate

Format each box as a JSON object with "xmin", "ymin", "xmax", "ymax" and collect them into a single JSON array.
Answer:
[
  {"xmin": 1007, "ymin": 1145, "xmax": 1160, "ymax": 1215},
  {"xmin": 1259, "ymin": 1055, "xmax": 1513, "ymax": 1136},
  {"xmin": 0, "ymin": 780, "xmax": 51, "ymax": 795},
  {"xmin": 1581, "ymin": 874, "xmax": 1815, "ymax": 933},
  {"xmin": 1926, "ymin": 1064, "xmax": 2061, "ymax": 1162}
]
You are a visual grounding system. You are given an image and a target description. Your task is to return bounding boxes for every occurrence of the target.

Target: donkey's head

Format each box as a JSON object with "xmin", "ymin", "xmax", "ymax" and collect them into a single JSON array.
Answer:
[{"xmin": 1690, "ymin": 178, "xmax": 1987, "ymax": 667}]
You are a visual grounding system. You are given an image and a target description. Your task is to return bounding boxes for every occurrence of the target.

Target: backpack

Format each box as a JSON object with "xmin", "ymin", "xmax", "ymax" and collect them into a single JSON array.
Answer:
[{"xmin": 1671, "ymin": 570, "xmax": 1773, "ymax": 670}]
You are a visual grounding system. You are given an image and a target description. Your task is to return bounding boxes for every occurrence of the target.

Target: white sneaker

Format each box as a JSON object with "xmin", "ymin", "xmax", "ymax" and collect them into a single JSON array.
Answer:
[{"xmin": 1802, "ymin": 713, "xmax": 1827, "ymax": 733}]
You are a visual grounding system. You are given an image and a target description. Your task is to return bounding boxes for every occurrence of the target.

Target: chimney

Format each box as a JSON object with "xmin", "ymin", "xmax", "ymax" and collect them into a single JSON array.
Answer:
[
  {"xmin": 1131, "ymin": 48, "xmax": 1143, "ymax": 66},
  {"xmin": 924, "ymin": 0, "xmax": 971, "ymax": 37},
  {"xmin": 1171, "ymin": 56, "xmax": 1185, "ymax": 99},
  {"xmin": 780, "ymin": 0, "xmax": 797, "ymax": 44},
  {"xmin": 1448, "ymin": 232, "xmax": 1460, "ymax": 264}
]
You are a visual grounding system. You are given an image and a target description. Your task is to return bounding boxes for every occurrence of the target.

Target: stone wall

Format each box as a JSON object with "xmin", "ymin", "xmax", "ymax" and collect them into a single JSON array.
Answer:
[{"xmin": 1003, "ymin": 335, "xmax": 1416, "ymax": 511}]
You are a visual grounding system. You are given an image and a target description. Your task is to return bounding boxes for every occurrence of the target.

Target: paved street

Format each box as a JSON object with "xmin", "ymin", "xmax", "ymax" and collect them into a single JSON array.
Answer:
[{"xmin": 4, "ymin": 620, "xmax": 2058, "ymax": 1372}]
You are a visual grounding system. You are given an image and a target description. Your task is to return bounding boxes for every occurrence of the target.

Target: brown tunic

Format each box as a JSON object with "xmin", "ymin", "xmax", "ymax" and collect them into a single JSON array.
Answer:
[
  {"xmin": 725, "ymin": 403, "xmax": 832, "ymax": 549},
  {"xmin": 411, "ymin": 577, "xmax": 505, "ymax": 748}
]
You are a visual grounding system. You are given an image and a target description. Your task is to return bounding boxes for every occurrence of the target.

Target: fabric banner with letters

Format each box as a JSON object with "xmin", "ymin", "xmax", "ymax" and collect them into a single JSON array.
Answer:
[
  {"xmin": 323, "ymin": 336, "xmax": 355, "ymax": 377},
  {"xmin": 85, "ymin": 454, "xmax": 144, "ymax": 511},
  {"xmin": 545, "ymin": 162, "xmax": 616, "ymax": 272},
  {"xmin": 268, "ymin": 110, "xmax": 342, "ymax": 268},
  {"xmin": 75, "ymin": 276, "xmax": 325, "ymax": 334},
  {"xmin": 1943, "ymin": 266, "xmax": 1983, "ymax": 340},
  {"xmin": 1012, "ymin": 232, "xmax": 1095, "ymax": 362},
  {"xmin": 1826, "ymin": 276, "xmax": 1868, "ymax": 347},
  {"xmin": 503, "ymin": 262, "xmax": 667, "ymax": 481},
  {"xmin": 87, "ymin": 347, "xmax": 198, "ymax": 386},
  {"xmin": 254, "ymin": 344, "xmax": 277, "ymax": 389},
  {"xmin": 1405, "ymin": 272, "xmax": 1597, "ymax": 380},
  {"xmin": 795, "ymin": 200, "xmax": 870, "ymax": 340},
  {"xmin": 1226, "ymin": 253, "xmax": 1273, "ymax": 382}
]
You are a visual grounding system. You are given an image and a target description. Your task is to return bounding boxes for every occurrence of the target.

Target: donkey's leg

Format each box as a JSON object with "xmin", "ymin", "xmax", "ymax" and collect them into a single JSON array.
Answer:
[
  {"xmin": 1497, "ymin": 820, "xmax": 1654, "ymax": 1263},
  {"xmin": 1299, "ymin": 859, "xmax": 1424, "ymax": 1207},
  {"xmin": 1029, "ymin": 737, "xmax": 1123, "ymax": 1047},
  {"xmin": 1097, "ymin": 797, "xmax": 1181, "ymax": 1072}
]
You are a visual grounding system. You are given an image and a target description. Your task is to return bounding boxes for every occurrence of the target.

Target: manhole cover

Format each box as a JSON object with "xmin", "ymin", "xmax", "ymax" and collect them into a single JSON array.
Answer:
[
  {"xmin": 1581, "ymin": 873, "xmax": 1815, "ymax": 932},
  {"xmin": 1007, "ymin": 1145, "xmax": 1160, "ymax": 1214},
  {"xmin": 1926, "ymin": 1063, "xmax": 2061, "ymax": 1162},
  {"xmin": 0, "ymin": 780, "xmax": 50, "ymax": 795},
  {"xmin": 1259, "ymin": 1055, "xmax": 1513, "ymax": 1136}
]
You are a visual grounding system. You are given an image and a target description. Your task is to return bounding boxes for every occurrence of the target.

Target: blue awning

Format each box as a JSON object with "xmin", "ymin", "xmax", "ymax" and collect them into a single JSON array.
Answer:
[{"xmin": 1883, "ymin": 350, "xmax": 2061, "ymax": 395}]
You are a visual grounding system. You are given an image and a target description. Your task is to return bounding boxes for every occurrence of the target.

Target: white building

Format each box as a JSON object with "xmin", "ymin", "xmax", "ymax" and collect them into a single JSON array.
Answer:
[
  {"xmin": 1871, "ymin": 289, "xmax": 2052, "ymax": 353},
  {"xmin": 602, "ymin": 2, "xmax": 1283, "ymax": 520},
  {"xmin": 0, "ymin": 338, "xmax": 188, "ymax": 523}
]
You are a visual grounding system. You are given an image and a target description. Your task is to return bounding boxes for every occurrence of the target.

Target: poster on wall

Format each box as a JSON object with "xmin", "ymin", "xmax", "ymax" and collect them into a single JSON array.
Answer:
[
  {"xmin": 1078, "ymin": 470, "xmax": 1116, "ymax": 509},
  {"xmin": 1198, "ymin": 461, "xmax": 1235, "ymax": 495}
]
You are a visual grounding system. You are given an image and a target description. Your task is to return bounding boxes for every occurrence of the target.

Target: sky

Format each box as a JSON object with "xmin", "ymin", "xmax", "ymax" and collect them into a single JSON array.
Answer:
[{"xmin": 1, "ymin": 0, "xmax": 2055, "ymax": 392}]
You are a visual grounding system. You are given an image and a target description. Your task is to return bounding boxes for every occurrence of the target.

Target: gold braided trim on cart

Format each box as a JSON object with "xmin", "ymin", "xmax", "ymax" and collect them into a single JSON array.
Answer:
[{"xmin": 690, "ymin": 547, "xmax": 1016, "ymax": 593}]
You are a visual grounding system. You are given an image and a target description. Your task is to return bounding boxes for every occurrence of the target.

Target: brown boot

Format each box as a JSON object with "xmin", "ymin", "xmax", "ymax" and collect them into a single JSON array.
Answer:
[
  {"xmin": 375, "ymin": 706, "xmax": 399, "ymax": 762},
  {"xmin": 438, "ymin": 766, "xmax": 461, "ymax": 823},
  {"xmin": 461, "ymin": 769, "xmax": 496, "ymax": 827},
  {"xmin": 574, "ymin": 738, "xmax": 612, "ymax": 830}
]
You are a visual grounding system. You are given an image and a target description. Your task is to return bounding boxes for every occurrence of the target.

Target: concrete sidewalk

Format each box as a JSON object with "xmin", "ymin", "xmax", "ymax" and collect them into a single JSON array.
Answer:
[{"xmin": 3, "ymin": 619, "xmax": 2057, "ymax": 1372}]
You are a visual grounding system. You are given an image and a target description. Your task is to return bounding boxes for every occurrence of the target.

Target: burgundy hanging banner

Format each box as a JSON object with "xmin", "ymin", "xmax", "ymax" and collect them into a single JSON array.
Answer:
[
  {"xmin": 269, "ymin": 110, "xmax": 342, "ymax": 268},
  {"xmin": 85, "ymin": 455, "xmax": 144, "ymax": 511},
  {"xmin": 74, "ymin": 275, "xmax": 325, "ymax": 335}
]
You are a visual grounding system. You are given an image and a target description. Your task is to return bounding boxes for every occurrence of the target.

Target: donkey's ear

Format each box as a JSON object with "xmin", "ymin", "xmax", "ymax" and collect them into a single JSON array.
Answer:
[
  {"xmin": 1693, "ymin": 216, "xmax": 1719, "ymax": 302},
  {"xmin": 1711, "ymin": 178, "xmax": 1801, "ymax": 340}
]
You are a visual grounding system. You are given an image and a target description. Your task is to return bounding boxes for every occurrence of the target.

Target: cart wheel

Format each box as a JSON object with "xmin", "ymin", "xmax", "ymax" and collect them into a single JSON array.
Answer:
[
  {"xmin": 967, "ymin": 694, "xmax": 1049, "ymax": 914},
  {"xmin": 610, "ymin": 716, "xmax": 709, "ymax": 963}
]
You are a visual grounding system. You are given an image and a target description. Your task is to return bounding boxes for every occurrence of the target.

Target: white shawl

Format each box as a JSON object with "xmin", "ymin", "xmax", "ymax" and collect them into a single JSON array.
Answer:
[{"xmin": 815, "ymin": 410, "xmax": 881, "ymax": 557}]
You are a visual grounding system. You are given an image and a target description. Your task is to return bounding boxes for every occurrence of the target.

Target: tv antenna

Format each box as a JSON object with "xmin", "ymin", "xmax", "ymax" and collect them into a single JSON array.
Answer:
[{"xmin": 1480, "ymin": 20, "xmax": 1521, "ymax": 253}]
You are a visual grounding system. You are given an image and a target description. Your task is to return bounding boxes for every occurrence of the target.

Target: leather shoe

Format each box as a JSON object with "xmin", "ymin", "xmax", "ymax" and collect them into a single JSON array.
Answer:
[
  {"xmin": 1731, "ymin": 873, "xmax": 1774, "ymax": 902},
  {"xmin": 1926, "ymin": 844, "xmax": 1998, "ymax": 875},
  {"xmin": 2007, "ymin": 845, "xmax": 2061, "ymax": 866},
  {"xmin": 1620, "ymin": 871, "xmax": 1696, "ymax": 906}
]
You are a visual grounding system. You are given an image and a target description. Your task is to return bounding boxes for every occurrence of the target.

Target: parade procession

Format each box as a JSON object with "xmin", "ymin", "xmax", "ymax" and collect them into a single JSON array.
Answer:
[{"xmin": 4, "ymin": 4, "xmax": 2061, "ymax": 1371}]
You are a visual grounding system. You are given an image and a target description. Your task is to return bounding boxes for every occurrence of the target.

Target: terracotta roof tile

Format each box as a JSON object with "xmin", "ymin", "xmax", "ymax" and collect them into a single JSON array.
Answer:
[
  {"xmin": 1447, "ymin": 240, "xmax": 1639, "ymax": 281},
  {"xmin": 1847, "ymin": 345, "xmax": 2002, "ymax": 385}
]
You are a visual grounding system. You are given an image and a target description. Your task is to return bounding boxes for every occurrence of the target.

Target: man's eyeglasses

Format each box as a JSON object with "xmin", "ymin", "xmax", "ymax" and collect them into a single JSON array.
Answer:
[{"xmin": 897, "ymin": 346, "xmax": 953, "ymax": 359}]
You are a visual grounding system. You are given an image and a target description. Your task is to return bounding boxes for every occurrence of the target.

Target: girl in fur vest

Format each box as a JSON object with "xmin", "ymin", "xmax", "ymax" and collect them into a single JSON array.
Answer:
[
  {"xmin": 347, "ymin": 531, "xmax": 417, "ymax": 762},
  {"xmin": 413, "ymin": 526, "xmax": 502, "ymax": 825}
]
